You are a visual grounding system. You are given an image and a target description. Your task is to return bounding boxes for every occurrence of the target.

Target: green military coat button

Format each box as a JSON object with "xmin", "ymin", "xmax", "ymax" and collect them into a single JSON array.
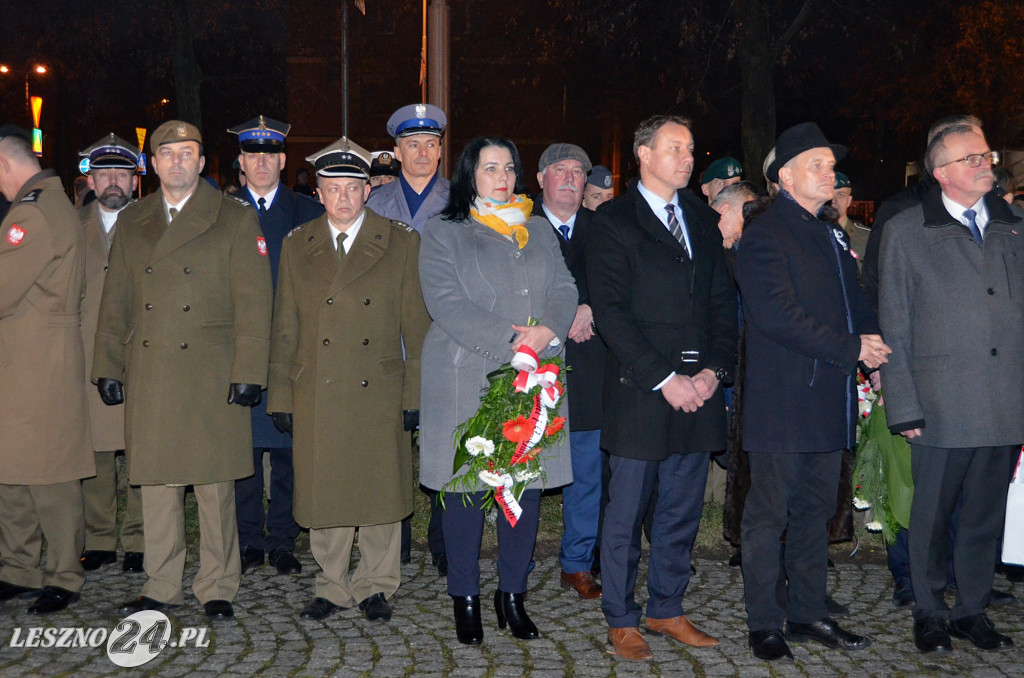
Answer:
[
  {"xmin": 182, "ymin": 305, "xmax": 190, "ymax": 312},
  {"xmin": 361, "ymin": 380, "xmax": 368, "ymax": 387},
  {"xmin": 103, "ymin": 265, "xmax": 109, "ymax": 272},
  {"xmin": 145, "ymin": 303, "xmax": 153, "ymax": 310},
  {"xmin": 326, "ymin": 298, "xmax": 333, "ymax": 304},
  {"xmin": 362, "ymin": 338, "xmax": 369, "ymax": 345},
  {"xmin": 142, "ymin": 340, "xmax": 150, "ymax": 347},
  {"xmin": 180, "ymin": 343, "xmax": 188, "ymax": 349},
  {"xmin": 145, "ymin": 266, "xmax": 153, "ymax": 273},
  {"xmin": 322, "ymin": 338, "xmax": 330, "ymax": 346},
  {"xmin": 363, "ymin": 298, "xmax": 371, "ymax": 305},
  {"xmin": 183, "ymin": 267, "xmax": 191, "ymax": 274}
]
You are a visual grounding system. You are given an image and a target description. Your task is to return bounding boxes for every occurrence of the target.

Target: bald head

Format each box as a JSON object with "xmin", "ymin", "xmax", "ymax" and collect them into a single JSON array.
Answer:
[{"xmin": 0, "ymin": 134, "xmax": 42, "ymax": 201}]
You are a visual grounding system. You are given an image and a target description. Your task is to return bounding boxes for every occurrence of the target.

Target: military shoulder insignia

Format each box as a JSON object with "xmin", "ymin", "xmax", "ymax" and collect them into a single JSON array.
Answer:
[
  {"xmin": 225, "ymin": 193, "xmax": 251, "ymax": 207},
  {"xmin": 6, "ymin": 225, "xmax": 26, "ymax": 245},
  {"xmin": 285, "ymin": 224, "xmax": 304, "ymax": 238},
  {"xmin": 390, "ymin": 219, "xmax": 413, "ymax": 232},
  {"xmin": 20, "ymin": 189, "xmax": 42, "ymax": 203}
]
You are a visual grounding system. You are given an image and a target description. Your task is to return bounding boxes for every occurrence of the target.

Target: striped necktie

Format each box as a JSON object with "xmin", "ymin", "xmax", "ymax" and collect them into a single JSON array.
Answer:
[{"xmin": 665, "ymin": 204, "xmax": 690, "ymax": 259}]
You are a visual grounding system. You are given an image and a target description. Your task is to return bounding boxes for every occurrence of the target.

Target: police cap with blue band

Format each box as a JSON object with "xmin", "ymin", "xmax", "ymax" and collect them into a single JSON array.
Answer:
[
  {"xmin": 227, "ymin": 115, "xmax": 290, "ymax": 153},
  {"xmin": 386, "ymin": 103, "xmax": 447, "ymax": 139}
]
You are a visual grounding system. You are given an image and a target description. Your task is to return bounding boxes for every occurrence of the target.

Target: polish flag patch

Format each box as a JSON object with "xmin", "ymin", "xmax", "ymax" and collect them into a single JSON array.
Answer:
[
  {"xmin": 6, "ymin": 225, "xmax": 25, "ymax": 246},
  {"xmin": 256, "ymin": 237, "xmax": 268, "ymax": 256}
]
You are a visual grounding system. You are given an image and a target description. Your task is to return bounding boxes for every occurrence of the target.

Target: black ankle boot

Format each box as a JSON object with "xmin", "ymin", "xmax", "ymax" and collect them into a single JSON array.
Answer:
[
  {"xmin": 494, "ymin": 590, "xmax": 539, "ymax": 640},
  {"xmin": 452, "ymin": 595, "xmax": 483, "ymax": 645}
]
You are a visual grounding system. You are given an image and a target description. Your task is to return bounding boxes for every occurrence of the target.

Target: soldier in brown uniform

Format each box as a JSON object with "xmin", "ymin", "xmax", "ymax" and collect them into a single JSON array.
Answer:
[
  {"xmin": 92, "ymin": 121, "xmax": 273, "ymax": 620},
  {"xmin": 268, "ymin": 138, "xmax": 430, "ymax": 622},
  {"xmin": 0, "ymin": 125, "xmax": 95, "ymax": 614},
  {"xmin": 77, "ymin": 133, "xmax": 145, "ymax": 574}
]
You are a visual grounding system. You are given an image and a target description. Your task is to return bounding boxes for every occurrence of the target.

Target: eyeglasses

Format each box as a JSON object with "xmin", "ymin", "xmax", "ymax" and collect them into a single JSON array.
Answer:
[{"xmin": 937, "ymin": 151, "xmax": 1000, "ymax": 169}]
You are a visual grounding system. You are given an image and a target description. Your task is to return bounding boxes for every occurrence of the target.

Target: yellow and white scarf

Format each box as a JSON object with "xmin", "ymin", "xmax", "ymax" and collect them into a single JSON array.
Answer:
[{"xmin": 471, "ymin": 194, "xmax": 534, "ymax": 249}]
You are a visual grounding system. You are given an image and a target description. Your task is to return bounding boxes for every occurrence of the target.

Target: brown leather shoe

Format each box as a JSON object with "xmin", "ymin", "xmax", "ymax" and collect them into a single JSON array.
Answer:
[
  {"xmin": 560, "ymin": 570, "xmax": 602, "ymax": 599},
  {"xmin": 646, "ymin": 615, "xmax": 719, "ymax": 647},
  {"xmin": 606, "ymin": 626, "xmax": 653, "ymax": 661}
]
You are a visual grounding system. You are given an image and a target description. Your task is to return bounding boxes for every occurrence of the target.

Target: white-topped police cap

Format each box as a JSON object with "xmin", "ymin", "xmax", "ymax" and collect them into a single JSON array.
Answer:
[
  {"xmin": 79, "ymin": 132, "xmax": 141, "ymax": 171},
  {"xmin": 227, "ymin": 114, "xmax": 291, "ymax": 152},
  {"xmin": 305, "ymin": 137, "xmax": 372, "ymax": 179},
  {"xmin": 386, "ymin": 103, "xmax": 447, "ymax": 139}
]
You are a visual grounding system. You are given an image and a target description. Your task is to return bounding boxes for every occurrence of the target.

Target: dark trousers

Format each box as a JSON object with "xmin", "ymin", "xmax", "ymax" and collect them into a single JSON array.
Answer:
[
  {"xmin": 742, "ymin": 450, "xmax": 841, "ymax": 631},
  {"xmin": 401, "ymin": 488, "xmax": 446, "ymax": 561},
  {"xmin": 908, "ymin": 444, "xmax": 1017, "ymax": 621},
  {"xmin": 443, "ymin": 489, "xmax": 540, "ymax": 597},
  {"xmin": 234, "ymin": 447, "xmax": 299, "ymax": 553},
  {"xmin": 601, "ymin": 452, "xmax": 708, "ymax": 627}
]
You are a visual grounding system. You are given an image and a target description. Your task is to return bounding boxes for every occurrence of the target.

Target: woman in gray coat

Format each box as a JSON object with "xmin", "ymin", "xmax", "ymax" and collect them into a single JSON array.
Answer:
[{"xmin": 419, "ymin": 137, "xmax": 577, "ymax": 645}]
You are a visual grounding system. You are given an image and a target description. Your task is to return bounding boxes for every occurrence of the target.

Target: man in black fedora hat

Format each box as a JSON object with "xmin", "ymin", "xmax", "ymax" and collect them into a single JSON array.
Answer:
[{"xmin": 735, "ymin": 122, "xmax": 888, "ymax": 660}]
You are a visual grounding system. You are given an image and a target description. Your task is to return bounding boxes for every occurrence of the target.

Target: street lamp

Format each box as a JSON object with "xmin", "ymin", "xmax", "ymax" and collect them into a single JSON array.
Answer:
[{"xmin": 0, "ymin": 62, "xmax": 48, "ymax": 125}]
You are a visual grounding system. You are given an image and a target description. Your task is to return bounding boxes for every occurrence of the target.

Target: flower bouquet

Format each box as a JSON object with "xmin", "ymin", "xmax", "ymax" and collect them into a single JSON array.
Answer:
[{"xmin": 443, "ymin": 346, "xmax": 566, "ymax": 527}]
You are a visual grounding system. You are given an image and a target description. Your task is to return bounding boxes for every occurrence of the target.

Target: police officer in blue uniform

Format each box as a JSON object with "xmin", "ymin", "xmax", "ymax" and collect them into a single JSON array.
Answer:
[{"xmin": 227, "ymin": 115, "xmax": 324, "ymax": 576}]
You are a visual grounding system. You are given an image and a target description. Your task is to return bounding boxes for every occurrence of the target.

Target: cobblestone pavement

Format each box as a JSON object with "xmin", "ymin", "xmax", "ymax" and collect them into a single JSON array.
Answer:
[{"xmin": 0, "ymin": 548, "xmax": 1021, "ymax": 677}]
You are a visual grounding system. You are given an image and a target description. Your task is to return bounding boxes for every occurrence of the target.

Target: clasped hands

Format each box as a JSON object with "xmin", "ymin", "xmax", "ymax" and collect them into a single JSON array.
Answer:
[{"xmin": 661, "ymin": 369, "xmax": 719, "ymax": 413}]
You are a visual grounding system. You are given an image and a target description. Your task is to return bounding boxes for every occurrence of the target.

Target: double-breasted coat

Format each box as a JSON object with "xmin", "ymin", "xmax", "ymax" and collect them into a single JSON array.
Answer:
[
  {"xmin": 418, "ymin": 212, "xmax": 578, "ymax": 492},
  {"xmin": 80, "ymin": 202, "xmax": 126, "ymax": 452},
  {"xmin": 92, "ymin": 180, "xmax": 273, "ymax": 485},
  {"xmin": 880, "ymin": 186, "xmax": 1024, "ymax": 446},
  {"xmin": 366, "ymin": 175, "xmax": 450, "ymax": 233},
  {"xmin": 585, "ymin": 183, "xmax": 738, "ymax": 461},
  {"xmin": 0, "ymin": 170, "xmax": 94, "ymax": 484},
  {"xmin": 267, "ymin": 209, "xmax": 431, "ymax": 528},
  {"xmin": 242, "ymin": 185, "xmax": 324, "ymax": 449},
  {"xmin": 736, "ymin": 193, "xmax": 878, "ymax": 454}
]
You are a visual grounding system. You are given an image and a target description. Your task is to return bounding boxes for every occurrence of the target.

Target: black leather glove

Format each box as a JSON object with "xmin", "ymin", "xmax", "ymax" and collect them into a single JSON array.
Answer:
[
  {"xmin": 272, "ymin": 412, "xmax": 293, "ymax": 435},
  {"xmin": 227, "ymin": 383, "xmax": 262, "ymax": 407},
  {"xmin": 403, "ymin": 409, "xmax": 419, "ymax": 431},
  {"xmin": 97, "ymin": 378, "xmax": 124, "ymax": 406}
]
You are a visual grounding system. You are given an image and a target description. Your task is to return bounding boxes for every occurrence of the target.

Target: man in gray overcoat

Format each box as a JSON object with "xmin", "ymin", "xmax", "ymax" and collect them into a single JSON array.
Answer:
[
  {"xmin": 880, "ymin": 120, "xmax": 1022, "ymax": 653},
  {"xmin": 268, "ymin": 138, "xmax": 430, "ymax": 623},
  {"xmin": 93, "ymin": 120, "xmax": 273, "ymax": 620}
]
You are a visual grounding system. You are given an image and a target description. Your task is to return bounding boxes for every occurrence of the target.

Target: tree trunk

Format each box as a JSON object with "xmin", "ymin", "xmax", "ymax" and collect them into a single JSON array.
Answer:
[
  {"xmin": 734, "ymin": 0, "xmax": 776, "ymax": 190},
  {"xmin": 167, "ymin": 0, "xmax": 203, "ymax": 128}
]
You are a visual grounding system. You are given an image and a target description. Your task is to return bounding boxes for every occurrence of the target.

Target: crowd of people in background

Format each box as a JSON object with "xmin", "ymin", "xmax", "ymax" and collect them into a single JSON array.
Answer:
[{"xmin": 0, "ymin": 102, "xmax": 1022, "ymax": 666}]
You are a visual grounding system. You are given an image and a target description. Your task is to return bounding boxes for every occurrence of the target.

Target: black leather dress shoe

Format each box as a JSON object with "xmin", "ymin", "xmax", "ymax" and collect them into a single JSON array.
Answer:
[
  {"xmin": 452, "ymin": 595, "xmax": 483, "ymax": 645},
  {"xmin": 80, "ymin": 550, "xmax": 117, "ymax": 571},
  {"xmin": 913, "ymin": 618, "xmax": 952, "ymax": 653},
  {"xmin": 786, "ymin": 618, "xmax": 872, "ymax": 650},
  {"xmin": 728, "ymin": 548, "xmax": 742, "ymax": 568},
  {"xmin": 300, "ymin": 597, "xmax": 342, "ymax": 620},
  {"xmin": 494, "ymin": 590, "xmax": 538, "ymax": 639},
  {"xmin": 204, "ymin": 599, "xmax": 234, "ymax": 619},
  {"xmin": 948, "ymin": 614, "xmax": 1014, "ymax": 650},
  {"xmin": 239, "ymin": 546, "xmax": 264, "ymax": 574},
  {"xmin": 988, "ymin": 588, "xmax": 1016, "ymax": 606},
  {"xmin": 118, "ymin": 596, "xmax": 170, "ymax": 615},
  {"xmin": 892, "ymin": 580, "xmax": 914, "ymax": 608},
  {"xmin": 268, "ymin": 549, "xmax": 302, "ymax": 575},
  {"xmin": 0, "ymin": 580, "xmax": 41, "ymax": 601},
  {"xmin": 122, "ymin": 552, "xmax": 144, "ymax": 573},
  {"xmin": 433, "ymin": 553, "xmax": 448, "ymax": 576},
  {"xmin": 358, "ymin": 592, "xmax": 392, "ymax": 622},
  {"xmin": 27, "ymin": 586, "xmax": 79, "ymax": 613},
  {"xmin": 749, "ymin": 629, "xmax": 793, "ymax": 660}
]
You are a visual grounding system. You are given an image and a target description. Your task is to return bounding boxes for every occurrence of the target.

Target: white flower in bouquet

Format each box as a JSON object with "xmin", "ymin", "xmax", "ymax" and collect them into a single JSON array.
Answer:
[
  {"xmin": 852, "ymin": 497, "xmax": 871, "ymax": 511},
  {"xmin": 466, "ymin": 436, "xmax": 495, "ymax": 457},
  {"xmin": 478, "ymin": 470, "xmax": 506, "ymax": 487},
  {"xmin": 865, "ymin": 521, "xmax": 883, "ymax": 533},
  {"xmin": 513, "ymin": 468, "xmax": 540, "ymax": 483}
]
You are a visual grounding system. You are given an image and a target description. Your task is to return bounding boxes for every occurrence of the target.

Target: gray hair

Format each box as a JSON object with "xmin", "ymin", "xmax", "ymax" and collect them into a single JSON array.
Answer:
[
  {"xmin": 924, "ymin": 123, "xmax": 979, "ymax": 174},
  {"xmin": 632, "ymin": 115, "xmax": 692, "ymax": 162},
  {"xmin": 711, "ymin": 180, "xmax": 758, "ymax": 211}
]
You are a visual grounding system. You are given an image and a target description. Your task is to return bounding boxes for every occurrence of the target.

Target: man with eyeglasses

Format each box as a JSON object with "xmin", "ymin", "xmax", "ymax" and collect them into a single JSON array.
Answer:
[{"xmin": 879, "ymin": 120, "xmax": 1021, "ymax": 654}]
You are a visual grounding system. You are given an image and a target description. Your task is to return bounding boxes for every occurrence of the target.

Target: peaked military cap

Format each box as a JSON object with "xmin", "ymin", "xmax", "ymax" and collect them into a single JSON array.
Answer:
[
  {"xmin": 227, "ymin": 115, "xmax": 290, "ymax": 153},
  {"xmin": 386, "ymin": 103, "xmax": 447, "ymax": 139},
  {"xmin": 150, "ymin": 120, "xmax": 203, "ymax": 153},
  {"xmin": 834, "ymin": 172, "xmax": 851, "ymax": 190},
  {"xmin": 370, "ymin": 150, "xmax": 401, "ymax": 178},
  {"xmin": 702, "ymin": 156, "xmax": 743, "ymax": 184},
  {"xmin": 79, "ymin": 132, "xmax": 141, "ymax": 171},
  {"xmin": 587, "ymin": 165, "xmax": 614, "ymax": 189},
  {"xmin": 306, "ymin": 137, "xmax": 371, "ymax": 179}
]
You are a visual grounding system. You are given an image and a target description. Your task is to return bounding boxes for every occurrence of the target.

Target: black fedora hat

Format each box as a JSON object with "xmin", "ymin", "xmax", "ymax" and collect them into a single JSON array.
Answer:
[{"xmin": 766, "ymin": 122, "xmax": 846, "ymax": 183}]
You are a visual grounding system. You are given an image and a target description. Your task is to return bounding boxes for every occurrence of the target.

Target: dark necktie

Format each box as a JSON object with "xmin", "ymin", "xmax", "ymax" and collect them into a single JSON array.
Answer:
[
  {"xmin": 258, "ymin": 197, "xmax": 267, "ymax": 215},
  {"xmin": 168, "ymin": 207, "xmax": 178, "ymax": 223},
  {"xmin": 963, "ymin": 208, "xmax": 983, "ymax": 244},
  {"xmin": 336, "ymin": 232, "xmax": 347, "ymax": 262},
  {"xmin": 558, "ymin": 224, "xmax": 570, "ymax": 241},
  {"xmin": 665, "ymin": 204, "xmax": 690, "ymax": 258}
]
